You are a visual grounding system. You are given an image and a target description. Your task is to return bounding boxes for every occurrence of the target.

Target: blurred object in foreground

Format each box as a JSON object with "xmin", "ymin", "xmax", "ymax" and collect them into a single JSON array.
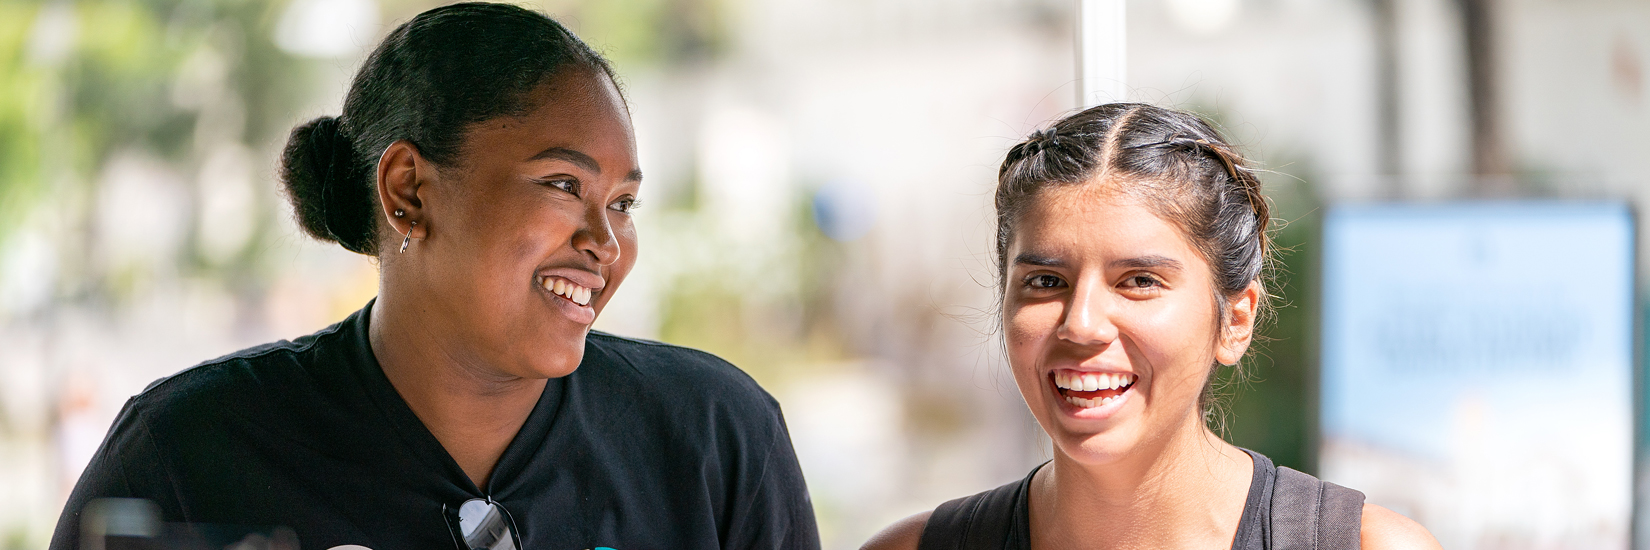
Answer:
[
  {"xmin": 80, "ymin": 498, "xmax": 297, "ymax": 550},
  {"xmin": 1320, "ymin": 202, "xmax": 1634, "ymax": 549}
]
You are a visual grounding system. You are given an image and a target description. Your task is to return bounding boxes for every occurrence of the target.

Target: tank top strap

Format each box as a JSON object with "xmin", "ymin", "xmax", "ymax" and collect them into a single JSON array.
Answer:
[
  {"xmin": 1232, "ymin": 448, "xmax": 1277, "ymax": 550},
  {"xmin": 916, "ymin": 463, "xmax": 1040, "ymax": 550},
  {"xmin": 1267, "ymin": 463, "xmax": 1366, "ymax": 549}
]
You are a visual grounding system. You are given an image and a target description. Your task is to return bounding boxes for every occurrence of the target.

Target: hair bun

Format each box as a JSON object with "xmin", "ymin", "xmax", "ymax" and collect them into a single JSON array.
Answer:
[{"xmin": 279, "ymin": 116, "xmax": 377, "ymax": 255}]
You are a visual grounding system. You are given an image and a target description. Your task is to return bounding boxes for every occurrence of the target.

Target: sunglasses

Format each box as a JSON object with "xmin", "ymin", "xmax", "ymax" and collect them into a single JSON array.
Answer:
[{"xmin": 443, "ymin": 498, "xmax": 522, "ymax": 550}]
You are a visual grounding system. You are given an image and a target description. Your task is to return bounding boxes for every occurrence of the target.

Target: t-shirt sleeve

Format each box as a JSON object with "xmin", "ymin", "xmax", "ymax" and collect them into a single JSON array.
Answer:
[
  {"xmin": 723, "ymin": 411, "xmax": 821, "ymax": 550},
  {"xmin": 48, "ymin": 397, "xmax": 183, "ymax": 550}
]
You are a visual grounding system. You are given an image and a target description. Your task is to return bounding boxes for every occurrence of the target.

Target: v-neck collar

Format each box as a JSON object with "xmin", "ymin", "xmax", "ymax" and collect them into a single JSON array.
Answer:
[{"xmin": 338, "ymin": 300, "xmax": 568, "ymax": 497}]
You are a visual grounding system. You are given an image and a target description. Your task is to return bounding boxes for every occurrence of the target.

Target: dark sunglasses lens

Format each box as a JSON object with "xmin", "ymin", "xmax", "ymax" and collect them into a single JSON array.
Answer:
[{"xmin": 455, "ymin": 499, "xmax": 516, "ymax": 550}]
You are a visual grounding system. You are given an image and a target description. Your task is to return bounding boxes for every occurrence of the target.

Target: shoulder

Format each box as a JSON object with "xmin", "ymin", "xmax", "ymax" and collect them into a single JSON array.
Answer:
[
  {"xmin": 129, "ymin": 323, "xmax": 348, "ymax": 423},
  {"xmin": 860, "ymin": 511, "xmax": 931, "ymax": 550},
  {"xmin": 584, "ymin": 331, "xmax": 780, "ymax": 411},
  {"xmin": 1360, "ymin": 504, "xmax": 1443, "ymax": 550},
  {"xmin": 585, "ymin": 330, "xmax": 744, "ymax": 377},
  {"xmin": 67, "ymin": 328, "xmax": 349, "ymax": 509}
]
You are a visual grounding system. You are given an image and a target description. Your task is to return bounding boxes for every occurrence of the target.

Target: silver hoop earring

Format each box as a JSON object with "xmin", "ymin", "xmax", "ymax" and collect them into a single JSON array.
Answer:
[{"xmin": 399, "ymin": 221, "xmax": 417, "ymax": 253}]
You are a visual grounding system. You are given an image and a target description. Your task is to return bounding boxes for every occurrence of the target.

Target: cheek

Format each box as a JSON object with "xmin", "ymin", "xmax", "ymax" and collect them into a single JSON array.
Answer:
[
  {"xmin": 451, "ymin": 189, "xmax": 550, "ymax": 255},
  {"xmin": 1003, "ymin": 298, "xmax": 1064, "ymax": 364},
  {"xmin": 1123, "ymin": 296, "xmax": 1219, "ymax": 386},
  {"xmin": 615, "ymin": 216, "xmax": 639, "ymax": 259},
  {"xmin": 482, "ymin": 214, "xmax": 561, "ymax": 277},
  {"xmin": 503, "ymin": 202, "xmax": 584, "ymax": 256},
  {"xmin": 599, "ymin": 221, "xmax": 640, "ymax": 297},
  {"xmin": 450, "ymin": 203, "xmax": 581, "ymax": 306}
]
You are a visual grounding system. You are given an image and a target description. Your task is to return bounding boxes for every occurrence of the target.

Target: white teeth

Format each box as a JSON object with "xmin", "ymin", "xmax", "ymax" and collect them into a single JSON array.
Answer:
[
  {"xmin": 1054, "ymin": 372, "xmax": 1137, "ymax": 392},
  {"xmin": 1063, "ymin": 394, "xmax": 1124, "ymax": 409},
  {"xmin": 543, "ymin": 277, "xmax": 594, "ymax": 306},
  {"xmin": 1064, "ymin": 395, "xmax": 1110, "ymax": 409}
]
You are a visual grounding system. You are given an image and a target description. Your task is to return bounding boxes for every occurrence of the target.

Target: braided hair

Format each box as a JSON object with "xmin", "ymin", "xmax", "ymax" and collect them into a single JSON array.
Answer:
[{"xmin": 995, "ymin": 103, "xmax": 1272, "ymax": 323}]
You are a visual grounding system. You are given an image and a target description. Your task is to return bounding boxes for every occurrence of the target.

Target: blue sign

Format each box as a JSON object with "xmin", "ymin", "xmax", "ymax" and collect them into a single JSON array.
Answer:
[{"xmin": 1319, "ymin": 202, "xmax": 1634, "ymax": 549}]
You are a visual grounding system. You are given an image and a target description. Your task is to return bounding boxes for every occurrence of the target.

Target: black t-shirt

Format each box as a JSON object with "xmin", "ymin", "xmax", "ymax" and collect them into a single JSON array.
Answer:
[{"xmin": 49, "ymin": 302, "xmax": 820, "ymax": 550}]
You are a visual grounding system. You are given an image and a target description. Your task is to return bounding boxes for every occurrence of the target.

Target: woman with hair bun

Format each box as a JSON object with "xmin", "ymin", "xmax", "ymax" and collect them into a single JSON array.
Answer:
[
  {"xmin": 51, "ymin": 4, "xmax": 819, "ymax": 550},
  {"xmin": 863, "ymin": 104, "xmax": 1439, "ymax": 550}
]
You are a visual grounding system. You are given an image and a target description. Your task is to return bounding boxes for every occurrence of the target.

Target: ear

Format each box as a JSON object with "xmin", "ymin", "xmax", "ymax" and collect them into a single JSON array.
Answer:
[
  {"xmin": 1214, "ymin": 280, "xmax": 1261, "ymax": 366},
  {"xmin": 376, "ymin": 139, "xmax": 431, "ymax": 241}
]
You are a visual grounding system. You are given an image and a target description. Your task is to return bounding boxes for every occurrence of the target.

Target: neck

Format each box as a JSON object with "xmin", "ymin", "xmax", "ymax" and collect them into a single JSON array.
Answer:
[
  {"xmin": 368, "ymin": 288, "xmax": 546, "ymax": 490},
  {"xmin": 1029, "ymin": 413, "xmax": 1253, "ymax": 550}
]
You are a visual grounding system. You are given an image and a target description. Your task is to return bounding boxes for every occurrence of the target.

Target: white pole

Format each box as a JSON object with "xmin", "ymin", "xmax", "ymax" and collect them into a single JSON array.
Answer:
[{"xmin": 1078, "ymin": 0, "xmax": 1127, "ymax": 108}]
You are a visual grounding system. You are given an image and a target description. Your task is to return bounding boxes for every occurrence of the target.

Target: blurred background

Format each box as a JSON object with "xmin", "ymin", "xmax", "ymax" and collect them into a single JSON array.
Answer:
[{"xmin": 0, "ymin": 0, "xmax": 1646, "ymax": 548}]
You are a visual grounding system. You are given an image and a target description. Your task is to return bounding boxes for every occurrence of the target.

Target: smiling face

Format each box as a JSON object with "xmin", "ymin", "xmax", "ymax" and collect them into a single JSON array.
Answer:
[
  {"xmin": 1003, "ymin": 184, "xmax": 1256, "ymax": 466},
  {"xmin": 392, "ymin": 68, "xmax": 640, "ymax": 380}
]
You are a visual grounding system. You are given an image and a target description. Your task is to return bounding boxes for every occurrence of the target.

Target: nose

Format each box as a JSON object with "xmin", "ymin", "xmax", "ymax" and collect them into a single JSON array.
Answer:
[
  {"xmin": 1056, "ymin": 279, "xmax": 1118, "ymax": 346},
  {"xmin": 572, "ymin": 204, "xmax": 621, "ymax": 266}
]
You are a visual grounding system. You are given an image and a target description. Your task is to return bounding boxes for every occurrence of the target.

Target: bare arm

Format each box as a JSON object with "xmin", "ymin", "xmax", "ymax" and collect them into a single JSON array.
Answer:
[
  {"xmin": 860, "ymin": 511, "xmax": 932, "ymax": 550},
  {"xmin": 1361, "ymin": 504, "xmax": 1443, "ymax": 550}
]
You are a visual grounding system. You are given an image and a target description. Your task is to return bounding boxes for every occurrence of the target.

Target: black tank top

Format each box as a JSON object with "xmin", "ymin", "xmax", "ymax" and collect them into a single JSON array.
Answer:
[{"xmin": 916, "ymin": 449, "xmax": 1365, "ymax": 550}]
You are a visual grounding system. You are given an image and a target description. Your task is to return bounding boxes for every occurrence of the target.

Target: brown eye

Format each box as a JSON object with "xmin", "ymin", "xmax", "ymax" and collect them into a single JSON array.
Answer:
[
  {"xmin": 540, "ymin": 177, "xmax": 578, "ymax": 195},
  {"xmin": 609, "ymin": 197, "xmax": 641, "ymax": 213},
  {"xmin": 1125, "ymin": 275, "xmax": 1162, "ymax": 288},
  {"xmin": 1025, "ymin": 274, "xmax": 1066, "ymax": 289}
]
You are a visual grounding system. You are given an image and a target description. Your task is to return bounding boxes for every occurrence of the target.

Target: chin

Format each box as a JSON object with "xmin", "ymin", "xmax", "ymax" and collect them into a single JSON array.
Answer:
[
  {"xmin": 517, "ymin": 344, "xmax": 585, "ymax": 379},
  {"xmin": 1039, "ymin": 403, "xmax": 1149, "ymax": 466},
  {"xmin": 1062, "ymin": 431, "xmax": 1142, "ymax": 466},
  {"xmin": 505, "ymin": 322, "xmax": 589, "ymax": 379}
]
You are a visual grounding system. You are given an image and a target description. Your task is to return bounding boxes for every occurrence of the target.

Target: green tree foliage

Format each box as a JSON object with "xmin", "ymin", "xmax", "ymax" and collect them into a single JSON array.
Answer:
[
  {"xmin": 1213, "ymin": 167, "xmax": 1323, "ymax": 474},
  {"xmin": 540, "ymin": 0, "xmax": 730, "ymax": 66},
  {"xmin": 0, "ymin": 0, "xmax": 310, "ymax": 300}
]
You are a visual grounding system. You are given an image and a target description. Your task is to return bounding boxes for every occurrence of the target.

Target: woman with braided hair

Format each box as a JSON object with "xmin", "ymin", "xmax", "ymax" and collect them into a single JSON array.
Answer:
[{"xmin": 863, "ymin": 104, "xmax": 1438, "ymax": 550}]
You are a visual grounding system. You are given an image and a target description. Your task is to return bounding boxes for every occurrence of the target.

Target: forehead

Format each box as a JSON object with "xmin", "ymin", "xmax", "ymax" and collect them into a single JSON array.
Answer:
[
  {"xmin": 1009, "ymin": 184, "xmax": 1204, "ymax": 265},
  {"xmin": 462, "ymin": 69, "xmax": 636, "ymax": 163}
]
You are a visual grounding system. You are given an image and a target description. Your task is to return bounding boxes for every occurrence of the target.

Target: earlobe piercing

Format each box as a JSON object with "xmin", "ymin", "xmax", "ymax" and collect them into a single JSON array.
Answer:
[
  {"xmin": 394, "ymin": 209, "xmax": 405, "ymax": 218},
  {"xmin": 399, "ymin": 221, "xmax": 417, "ymax": 253}
]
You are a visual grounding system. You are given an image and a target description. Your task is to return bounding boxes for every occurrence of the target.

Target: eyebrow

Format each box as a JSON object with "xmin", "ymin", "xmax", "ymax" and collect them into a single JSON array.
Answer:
[
  {"xmin": 1013, "ymin": 253, "xmax": 1067, "ymax": 268},
  {"xmin": 1011, "ymin": 253, "xmax": 1184, "ymax": 271},
  {"xmin": 1109, "ymin": 255, "xmax": 1184, "ymax": 271},
  {"xmin": 529, "ymin": 147, "xmax": 644, "ymax": 182}
]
